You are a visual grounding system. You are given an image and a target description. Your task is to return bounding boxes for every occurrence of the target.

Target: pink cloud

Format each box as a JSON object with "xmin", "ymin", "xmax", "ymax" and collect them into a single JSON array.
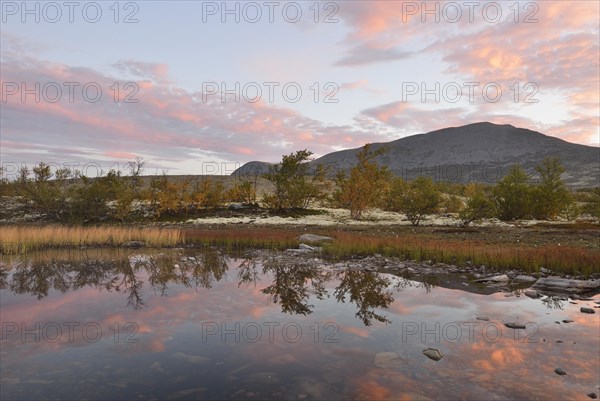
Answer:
[
  {"xmin": 334, "ymin": 1, "xmax": 598, "ymax": 146},
  {"xmin": 1, "ymin": 41, "xmax": 395, "ymax": 169},
  {"xmin": 104, "ymin": 151, "xmax": 138, "ymax": 160}
]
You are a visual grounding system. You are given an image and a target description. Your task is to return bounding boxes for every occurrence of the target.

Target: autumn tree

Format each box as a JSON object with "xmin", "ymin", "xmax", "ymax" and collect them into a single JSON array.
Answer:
[
  {"xmin": 150, "ymin": 174, "xmax": 193, "ymax": 217},
  {"xmin": 228, "ymin": 180, "xmax": 257, "ymax": 204},
  {"xmin": 192, "ymin": 178, "xmax": 225, "ymax": 209},
  {"xmin": 333, "ymin": 145, "xmax": 391, "ymax": 219}
]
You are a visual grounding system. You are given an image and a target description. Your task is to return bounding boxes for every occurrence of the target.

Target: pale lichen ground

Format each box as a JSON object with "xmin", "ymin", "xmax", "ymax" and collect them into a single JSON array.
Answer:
[{"xmin": 186, "ymin": 207, "xmax": 568, "ymax": 228}]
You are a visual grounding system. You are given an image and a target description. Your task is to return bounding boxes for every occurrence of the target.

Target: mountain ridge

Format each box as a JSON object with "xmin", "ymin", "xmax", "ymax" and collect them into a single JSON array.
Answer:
[{"xmin": 232, "ymin": 122, "xmax": 600, "ymax": 187}]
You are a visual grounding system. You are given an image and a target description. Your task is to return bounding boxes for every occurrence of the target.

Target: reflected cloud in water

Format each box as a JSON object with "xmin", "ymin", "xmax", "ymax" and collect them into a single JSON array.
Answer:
[{"xmin": 1, "ymin": 249, "xmax": 598, "ymax": 400}]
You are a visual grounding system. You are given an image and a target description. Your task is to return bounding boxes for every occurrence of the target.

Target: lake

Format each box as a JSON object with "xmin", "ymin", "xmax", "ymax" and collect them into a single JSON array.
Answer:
[{"xmin": 1, "ymin": 248, "xmax": 598, "ymax": 400}]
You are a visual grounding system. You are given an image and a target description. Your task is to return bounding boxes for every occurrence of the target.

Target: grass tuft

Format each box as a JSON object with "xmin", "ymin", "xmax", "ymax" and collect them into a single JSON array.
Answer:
[
  {"xmin": 319, "ymin": 231, "xmax": 599, "ymax": 276},
  {"xmin": 0, "ymin": 225, "xmax": 181, "ymax": 254}
]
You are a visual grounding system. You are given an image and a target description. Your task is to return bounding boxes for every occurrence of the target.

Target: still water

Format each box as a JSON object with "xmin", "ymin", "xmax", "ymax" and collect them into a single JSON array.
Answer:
[{"xmin": 1, "ymin": 248, "xmax": 598, "ymax": 400}]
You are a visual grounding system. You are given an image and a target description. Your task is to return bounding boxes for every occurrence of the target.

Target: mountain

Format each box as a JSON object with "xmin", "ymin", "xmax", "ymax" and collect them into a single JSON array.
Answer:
[{"xmin": 232, "ymin": 122, "xmax": 600, "ymax": 187}]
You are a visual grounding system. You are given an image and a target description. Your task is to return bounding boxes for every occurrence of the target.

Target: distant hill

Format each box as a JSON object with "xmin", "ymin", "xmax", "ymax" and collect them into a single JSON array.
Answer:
[{"xmin": 232, "ymin": 122, "xmax": 600, "ymax": 187}]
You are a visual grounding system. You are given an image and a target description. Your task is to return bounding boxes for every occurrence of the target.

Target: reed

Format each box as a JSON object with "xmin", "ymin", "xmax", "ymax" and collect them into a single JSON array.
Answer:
[
  {"xmin": 320, "ymin": 231, "xmax": 599, "ymax": 276},
  {"xmin": 0, "ymin": 225, "xmax": 181, "ymax": 254},
  {"xmin": 2, "ymin": 225, "xmax": 597, "ymax": 276},
  {"xmin": 182, "ymin": 227, "xmax": 298, "ymax": 250},
  {"xmin": 182, "ymin": 228, "xmax": 599, "ymax": 275}
]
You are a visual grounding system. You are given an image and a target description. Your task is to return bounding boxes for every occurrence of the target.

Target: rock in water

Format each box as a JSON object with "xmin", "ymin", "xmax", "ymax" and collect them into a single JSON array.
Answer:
[
  {"xmin": 562, "ymin": 319, "xmax": 574, "ymax": 323},
  {"xmin": 581, "ymin": 307, "xmax": 596, "ymax": 314},
  {"xmin": 523, "ymin": 289, "xmax": 539, "ymax": 298},
  {"xmin": 514, "ymin": 275, "xmax": 537, "ymax": 282},
  {"xmin": 533, "ymin": 277, "xmax": 600, "ymax": 293},
  {"xmin": 504, "ymin": 322, "xmax": 527, "ymax": 329},
  {"xmin": 476, "ymin": 317, "xmax": 490, "ymax": 321},
  {"xmin": 422, "ymin": 348, "xmax": 443, "ymax": 361},
  {"xmin": 554, "ymin": 368, "xmax": 567, "ymax": 376},
  {"xmin": 475, "ymin": 274, "xmax": 509, "ymax": 282},
  {"xmin": 587, "ymin": 392, "xmax": 597, "ymax": 399}
]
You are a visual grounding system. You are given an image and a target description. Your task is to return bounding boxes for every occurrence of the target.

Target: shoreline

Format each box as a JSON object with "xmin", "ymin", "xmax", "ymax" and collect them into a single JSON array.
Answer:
[{"xmin": 2, "ymin": 209, "xmax": 599, "ymax": 278}]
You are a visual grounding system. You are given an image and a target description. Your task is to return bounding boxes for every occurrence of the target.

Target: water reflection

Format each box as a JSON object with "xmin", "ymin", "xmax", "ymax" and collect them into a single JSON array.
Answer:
[
  {"xmin": 1, "ymin": 249, "xmax": 598, "ymax": 401},
  {"xmin": 334, "ymin": 270, "xmax": 393, "ymax": 326},
  {"xmin": 260, "ymin": 256, "xmax": 332, "ymax": 316},
  {"xmin": 541, "ymin": 295, "xmax": 567, "ymax": 310},
  {"xmin": 1, "ymin": 249, "xmax": 415, "ymax": 326}
]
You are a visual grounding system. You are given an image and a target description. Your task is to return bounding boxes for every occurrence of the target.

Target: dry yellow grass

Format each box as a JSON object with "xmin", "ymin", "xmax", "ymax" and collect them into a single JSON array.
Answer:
[{"xmin": 0, "ymin": 225, "xmax": 181, "ymax": 253}]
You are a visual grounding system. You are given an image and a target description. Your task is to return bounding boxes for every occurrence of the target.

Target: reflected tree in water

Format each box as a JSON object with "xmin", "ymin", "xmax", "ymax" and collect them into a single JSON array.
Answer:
[
  {"xmin": 393, "ymin": 273, "xmax": 436, "ymax": 294},
  {"xmin": 5, "ymin": 251, "xmax": 410, "ymax": 325},
  {"xmin": 10, "ymin": 260, "xmax": 73, "ymax": 300},
  {"xmin": 260, "ymin": 256, "xmax": 331, "ymax": 316},
  {"xmin": 187, "ymin": 250, "xmax": 228, "ymax": 289},
  {"xmin": 334, "ymin": 270, "xmax": 395, "ymax": 326},
  {"xmin": 115, "ymin": 256, "xmax": 146, "ymax": 309},
  {"xmin": 236, "ymin": 257, "xmax": 260, "ymax": 287},
  {"xmin": 0, "ymin": 263, "xmax": 11, "ymax": 290},
  {"xmin": 541, "ymin": 295, "xmax": 566, "ymax": 310},
  {"xmin": 3, "ymin": 250, "xmax": 230, "ymax": 309},
  {"xmin": 145, "ymin": 251, "xmax": 228, "ymax": 295}
]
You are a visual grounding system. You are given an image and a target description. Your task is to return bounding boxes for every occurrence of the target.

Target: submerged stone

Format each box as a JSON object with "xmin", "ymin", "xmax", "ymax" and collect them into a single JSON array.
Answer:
[
  {"xmin": 504, "ymin": 322, "xmax": 527, "ymax": 329},
  {"xmin": 524, "ymin": 289, "xmax": 539, "ymax": 298},
  {"xmin": 374, "ymin": 352, "xmax": 407, "ymax": 368},
  {"xmin": 422, "ymin": 348, "xmax": 443, "ymax": 361},
  {"xmin": 554, "ymin": 368, "xmax": 567, "ymax": 376},
  {"xmin": 580, "ymin": 307, "xmax": 596, "ymax": 314}
]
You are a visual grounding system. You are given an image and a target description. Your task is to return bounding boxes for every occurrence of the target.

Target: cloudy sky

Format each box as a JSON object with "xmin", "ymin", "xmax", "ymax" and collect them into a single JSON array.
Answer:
[{"xmin": 1, "ymin": 0, "xmax": 598, "ymax": 177}]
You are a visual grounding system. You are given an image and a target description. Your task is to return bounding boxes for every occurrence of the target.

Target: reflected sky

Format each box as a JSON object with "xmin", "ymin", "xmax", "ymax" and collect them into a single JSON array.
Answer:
[{"xmin": 1, "ymin": 249, "xmax": 598, "ymax": 400}]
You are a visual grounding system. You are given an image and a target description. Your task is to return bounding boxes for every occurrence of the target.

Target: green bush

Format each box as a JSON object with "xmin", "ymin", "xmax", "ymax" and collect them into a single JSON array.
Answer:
[
  {"xmin": 441, "ymin": 194, "xmax": 464, "ymax": 213},
  {"xmin": 529, "ymin": 158, "xmax": 572, "ymax": 220},
  {"xmin": 392, "ymin": 176, "xmax": 441, "ymax": 226},
  {"xmin": 263, "ymin": 150, "xmax": 328, "ymax": 210},
  {"xmin": 581, "ymin": 188, "xmax": 600, "ymax": 221},
  {"xmin": 492, "ymin": 165, "xmax": 531, "ymax": 221},
  {"xmin": 18, "ymin": 163, "xmax": 72, "ymax": 221},
  {"xmin": 459, "ymin": 184, "xmax": 495, "ymax": 226}
]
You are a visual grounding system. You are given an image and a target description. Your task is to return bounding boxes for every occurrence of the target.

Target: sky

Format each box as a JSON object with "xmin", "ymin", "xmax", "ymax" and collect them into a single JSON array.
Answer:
[{"xmin": 1, "ymin": 0, "xmax": 599, "ymax": 177}]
